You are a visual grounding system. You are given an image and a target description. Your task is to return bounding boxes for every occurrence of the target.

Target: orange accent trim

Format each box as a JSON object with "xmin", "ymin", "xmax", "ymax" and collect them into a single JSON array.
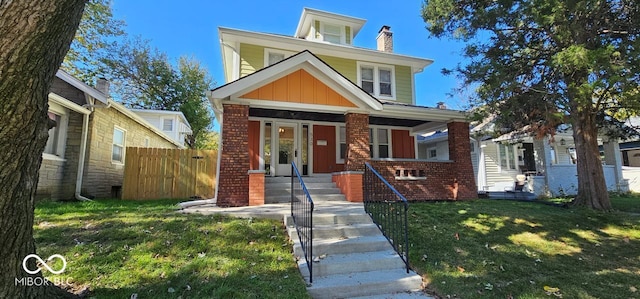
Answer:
[{"xmin": 241, "ymin": 69, "xmax": 358, "ymax": 108}]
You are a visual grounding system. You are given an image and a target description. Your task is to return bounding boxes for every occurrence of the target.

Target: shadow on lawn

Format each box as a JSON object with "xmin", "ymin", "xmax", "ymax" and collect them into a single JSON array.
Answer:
[
  {"xmin": 408, "ymin": 199, "xmax": 640, "ymax": 299},
  {"xmin": 34, "ymin": 200, "xmax": 310, "ymax": 299}
]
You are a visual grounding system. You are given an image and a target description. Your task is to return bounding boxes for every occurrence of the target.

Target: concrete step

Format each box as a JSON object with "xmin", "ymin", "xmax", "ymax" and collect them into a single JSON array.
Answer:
[
  {"xmin": 265, "ymin": 175, "xmax": 333, "ymax": 184},
  {"xmin": 293, "ymin": 235, "xmax": 391, "ymax": 256},
  {"xmin": 265, "ymin": 182, "xmax": 337, "ymax": 190},
  {"xmin": 352, "ymin": 291, "xmax": 434, "ymax": 299},
  {"xmin": 265, "ymin": 187, "xmax": 342, "ymax": 197},
  {"xmin": 285, "ymin": 214, "xmax": 373, "ymax": 226},
  {"xmin": 296, "ymin": 250, "xmax": 406, "ymax": 277},
  {"xmin": 288, "ymin": 222, "xmax": 381, "ymax": 240},
  {"xmin": 267, "ymin": 194, "xmax": 346, "ymax": 204},
  {"xmin": 306, "ymin": 269, "xmax": 423, "ymax": 299}
]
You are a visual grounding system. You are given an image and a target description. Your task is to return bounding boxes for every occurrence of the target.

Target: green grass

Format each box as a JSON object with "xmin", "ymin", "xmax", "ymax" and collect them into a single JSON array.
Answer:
[
  {"xmin": 408, "ymin": 195, "xmax": 640, "ymax": 299},
  {"xmin": 34, "ymin": 199, "xmax": 310, "ymax": 298}
]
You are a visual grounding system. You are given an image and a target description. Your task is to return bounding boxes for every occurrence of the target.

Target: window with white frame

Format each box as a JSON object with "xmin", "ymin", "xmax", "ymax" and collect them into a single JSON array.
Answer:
[
  {"xmin": 264, "ymin": 49, "xmax": 294, "ymax": 67},
  {"xmin": 357, "ymin": 62, "xmax": 395, "ymax": 99},
  {"xmin": 163, "ymin": 119, "xmax": 174, "ymax": 131},
  {"xmin": 44, "ymin": 112, "xmax": 63, "ymax": 156},
  {"xmin": 322, "ymin": 23, "xmax": 342, "ymax": 44},
  {"xmin": 338, "ymin": 126, "xmax": 346, "ymax": 162},
  {"xmin": 369, "ymin": 127, "xmax": 390, "ymax": 158},
  {"xmin": 112, "ymin": 127, "xmax": 125, "ymax": 163}
]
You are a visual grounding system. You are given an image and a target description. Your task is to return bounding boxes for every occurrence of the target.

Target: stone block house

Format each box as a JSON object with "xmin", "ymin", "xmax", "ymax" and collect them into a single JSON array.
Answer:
[
  {"xmin": 208, "ymin": 8, "xmax": 476, "ymax": 207},
  {"xmin": 37, "ymin": 70, "xmax": 186, "ymax": 200}
]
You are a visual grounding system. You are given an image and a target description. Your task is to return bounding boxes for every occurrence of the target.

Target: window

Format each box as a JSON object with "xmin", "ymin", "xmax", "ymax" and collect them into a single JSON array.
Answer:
[
  {"xmin": 339, "ymin": 126, "xmax": 346, "ymax": 161},
  {"xmin": 322, "ymin": 23, "xmax": 342, "ymax": 44},
  {"xmin": 428, "ymin": 147, "xmax": 437, "ymax": 159},
  {"xmin": 499, "ymin": 143, "xmax": 517, "ymax": 170},
  {"xmin": 44, "ymin": 112, "xmax": 62, "ymax": 156},
  {"xmin": 264, "ymin": 49, "xmax": 294, "ymax": 67},
  {"xmin": 163, "ymin": 119, "xmax": 173, "ymax": 131},
  {"xmin": 368, "ymin": 127, "xmax": 390, "ymax": 158},
  {"xmin": 112, "ymin": 127, "xmax": 125, "ymax": 163},
  {"xmin": 357, "ymin": 62, "xmax": 395, "ymax": 99}
]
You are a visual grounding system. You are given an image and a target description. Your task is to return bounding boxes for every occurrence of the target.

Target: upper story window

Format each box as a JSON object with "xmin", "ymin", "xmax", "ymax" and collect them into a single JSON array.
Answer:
[
  {"xmin": 322, "ymin": 23, "xmax": 342, "ymax": 44},
  {"xmin": 357, "ymin": 62, "xmax": 395, "ymax": 100},
  {"xmin": 163, "ymin": 119, "xmax": 174, "ymax": 131},
  {"xmin": 264, "ymin": 48, "xmax": 295, "ymax": 66}
]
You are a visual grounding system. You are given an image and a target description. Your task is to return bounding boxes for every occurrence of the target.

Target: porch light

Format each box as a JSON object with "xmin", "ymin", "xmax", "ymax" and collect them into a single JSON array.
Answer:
[{"xmin": 279, "ymin": 128, "xmax": 285, "ymax": 134}]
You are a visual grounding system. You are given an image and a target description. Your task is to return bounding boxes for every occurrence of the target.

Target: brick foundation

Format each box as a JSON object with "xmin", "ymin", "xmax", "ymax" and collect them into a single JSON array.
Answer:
[
  {"xmin": 248, "ymin": 170, "xmax": 265, "ymax": 206},
  {"xmin": 345, "ymin": 113, "xmax": 369, "ymax": 171},
  {"xmin": 217, "ymin": 104, "xmax": 250, "ymax": 207},
  {"xmin": 332, "ymin": 171, "xmax": 363, "ymax": 202}
]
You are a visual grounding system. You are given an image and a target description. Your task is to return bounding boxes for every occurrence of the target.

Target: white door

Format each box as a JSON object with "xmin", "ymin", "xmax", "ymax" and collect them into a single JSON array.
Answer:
[{"xmin": 275, "ymin": 123, "xmax": 298, "ymax": 176}]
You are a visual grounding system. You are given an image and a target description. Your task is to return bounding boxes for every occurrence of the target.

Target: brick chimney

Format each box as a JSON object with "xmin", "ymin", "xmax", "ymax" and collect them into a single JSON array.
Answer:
[
  {"xmin": 376, "ymin": 25, "xmax": 393, "ymax": 53},
  {"xmin": 96, "ymin": 78, "xmax": 110, "ymax": 96}
]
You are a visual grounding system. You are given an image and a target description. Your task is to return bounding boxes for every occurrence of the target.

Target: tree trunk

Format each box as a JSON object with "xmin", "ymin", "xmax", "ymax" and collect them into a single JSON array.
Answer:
[
  {"xmin": 0, "ymin": 1, "xmax": 86, "ymax": 298},
  {"xmin": 571, "ymin": 106, "xmax": 612, "ymax": 210}
]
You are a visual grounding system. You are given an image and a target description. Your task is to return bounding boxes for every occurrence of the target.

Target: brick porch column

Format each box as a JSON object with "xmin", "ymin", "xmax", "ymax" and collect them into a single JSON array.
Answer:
[
  {"xmin": 448, "ymin": 121, "xmax": 477, "ymax": 199},
  {"xmin": 217, "ymin": 104, "xmax": 250, "ymax": 207},
  {"xmin": 345, "ymin": 113, "xmax": 370, "ymax": 171}
]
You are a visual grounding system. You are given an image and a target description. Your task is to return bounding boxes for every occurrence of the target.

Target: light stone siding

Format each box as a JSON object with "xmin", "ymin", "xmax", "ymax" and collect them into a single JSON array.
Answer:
[
  {"xmin": 81, "ymin": 107, "xmax": 179, "ymax": 199},
  {"xmin": 36, "ymin": 111, "xmax": 84, "ymax": 201}
]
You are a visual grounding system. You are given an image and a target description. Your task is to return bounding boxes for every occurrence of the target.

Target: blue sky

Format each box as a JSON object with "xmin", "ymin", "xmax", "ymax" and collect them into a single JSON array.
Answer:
[{"xmin": 111, "ymin": 0, "xmax": 469, "ymax": 109}]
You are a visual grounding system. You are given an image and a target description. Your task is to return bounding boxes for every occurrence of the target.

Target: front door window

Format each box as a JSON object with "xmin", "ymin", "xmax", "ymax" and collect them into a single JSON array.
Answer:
[{"xmin": 276, "ymin": 124, "xmax": 297, "ymax": 176}]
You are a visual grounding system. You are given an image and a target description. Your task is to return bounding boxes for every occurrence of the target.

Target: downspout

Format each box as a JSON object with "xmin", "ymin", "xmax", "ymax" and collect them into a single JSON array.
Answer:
[{"xmin": 75, "ymin": 112, "xmax": 91, "ymax": 201}]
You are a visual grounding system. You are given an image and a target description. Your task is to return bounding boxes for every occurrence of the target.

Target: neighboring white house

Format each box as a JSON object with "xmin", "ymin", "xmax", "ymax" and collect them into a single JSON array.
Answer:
[
  {"xmin": 130, "ymin": 109, "xmax": 193, "ymax": 147},
  {"xmin": 420, "ymin": 129, "xmax": 630, "ymax": 197}
]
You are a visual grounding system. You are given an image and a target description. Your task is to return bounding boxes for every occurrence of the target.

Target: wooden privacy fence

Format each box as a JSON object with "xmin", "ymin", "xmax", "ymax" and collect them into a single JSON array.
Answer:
[{"xmin": 123, "ymin": 147, "xmax": 217, "ymax": 200}]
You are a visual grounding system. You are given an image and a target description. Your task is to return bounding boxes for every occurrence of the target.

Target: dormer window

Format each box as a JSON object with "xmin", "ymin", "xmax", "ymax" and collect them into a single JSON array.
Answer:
[
  {"xmin": 322, "ymin": 23, "xmax": 342, "ymax": 44},
  {"xmin": 357, "ymin": 62, "xmax": 395, "ymax": 100}
]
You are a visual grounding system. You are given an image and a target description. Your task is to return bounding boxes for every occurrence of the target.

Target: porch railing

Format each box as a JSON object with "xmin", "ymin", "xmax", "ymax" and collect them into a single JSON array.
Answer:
[
  {"xmin": 364, "ymin": 162, "xmax": 410, "ymax": 273},
  {"xmin": 291, "ymin": 162, "xmax": 314, "ymax": 283}
]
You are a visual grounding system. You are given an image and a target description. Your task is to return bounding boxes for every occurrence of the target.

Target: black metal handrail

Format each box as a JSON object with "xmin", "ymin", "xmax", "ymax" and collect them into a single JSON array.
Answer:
[
  {"xmin": 363, "ymin": 162, "xmax": 410, "ymax": 273},
  {"xmin": 291, "ymin": 162, "xmax": 314, "ymax": 283}
]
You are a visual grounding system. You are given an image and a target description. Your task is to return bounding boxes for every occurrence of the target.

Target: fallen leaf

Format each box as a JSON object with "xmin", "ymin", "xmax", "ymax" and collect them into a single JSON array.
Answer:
[
  {"xmin": 186, "ymin": 285, "xmax": 191, "ymax": 291},
  {"xmin": 454, "ymin": 232, "xmax": 460, "ymax": 240},
  {"xmin": 630, "ymin": 286, "xmax": 637, "ymax": 293},
  {"xmin": 457, "ymin": 266, "xmax": 465, "ymax": 273},
  {"xmin": 544, "ymin": 286, "xmax": 560, "ymax": 293},
  {"xmin": 168, "ymin": 287, "xmax": 175, "ymax": 293}
]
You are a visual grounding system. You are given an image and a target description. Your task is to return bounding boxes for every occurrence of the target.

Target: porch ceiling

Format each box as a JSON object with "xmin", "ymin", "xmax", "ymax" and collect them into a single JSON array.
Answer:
[{"xmin": 249, "ymin": 108, "xmax": 430, "ymax": 127}]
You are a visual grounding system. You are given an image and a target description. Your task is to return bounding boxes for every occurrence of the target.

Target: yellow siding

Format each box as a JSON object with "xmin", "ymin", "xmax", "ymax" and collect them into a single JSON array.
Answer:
[
  {"xmin": 317, "ymin": 55, "xmax": 357, "ymax": 83},
  {"xmin": 345, "ymin": 26, "xmax": 351, "ymax": 44},
  {"xmin": 394, "ymin": 65, "xmax": 413, "ymax": 104},
  {"xmin": 240, "ymin": 43, "xmax": 264, "ymax": 77}
]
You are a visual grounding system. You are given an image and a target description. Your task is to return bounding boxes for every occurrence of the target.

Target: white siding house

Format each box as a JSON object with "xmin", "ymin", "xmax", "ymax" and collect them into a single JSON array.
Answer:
[{"xmin": 130, "ymin": 109, "xmax": 193, "ymax": 147}]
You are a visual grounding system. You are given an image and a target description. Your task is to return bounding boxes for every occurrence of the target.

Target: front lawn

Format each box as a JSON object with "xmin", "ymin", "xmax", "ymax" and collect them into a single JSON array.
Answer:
[
  {"xmin": 34, "ymin": 199, "xmax": 310, "ymax": 298},
  {"xmin": 409, "ymin": 195, "xmax": 640, "ymax": 299}
]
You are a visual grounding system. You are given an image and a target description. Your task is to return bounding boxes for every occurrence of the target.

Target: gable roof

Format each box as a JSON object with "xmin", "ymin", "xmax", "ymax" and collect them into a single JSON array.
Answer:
[
  {"xmin": 210, "ymin": 50, "xmax": 383, "ymax": 112},
  {"xmin": 55, "ymin": 69, "xmax": 108, "ymax": 104}
]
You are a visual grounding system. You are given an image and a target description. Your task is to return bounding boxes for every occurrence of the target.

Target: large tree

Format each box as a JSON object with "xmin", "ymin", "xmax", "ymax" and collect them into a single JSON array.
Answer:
[
  {"xmin": 0, "ymin": 1, "xmax": 86, "ymax": 298},
  {"xmin": 423, "ymin": 0, "xmax": 640, "ymax": 209},
  {"xmin": 102, "ymin": 39, "xmax": 215, "ymax": 148}
]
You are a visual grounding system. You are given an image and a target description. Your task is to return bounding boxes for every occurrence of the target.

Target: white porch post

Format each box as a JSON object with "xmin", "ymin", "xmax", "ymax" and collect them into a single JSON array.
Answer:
[{"xmin": 603, "ymin": 139, "xmax": 627, "ymax": 192}]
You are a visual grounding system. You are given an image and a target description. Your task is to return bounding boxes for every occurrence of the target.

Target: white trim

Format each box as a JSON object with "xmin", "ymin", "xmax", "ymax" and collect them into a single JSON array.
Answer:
[
  {"xmin": 44, "ymin": 102, "xmax": 69, "ymax": 158},
  {"xmin": 357, "ymin": 61, "xmax": 396, "ymax": 100},
  {"xmin": 211, "ymin": 51, "xmax": 383, "ymax": 111},
  {"xmin": 219, "ymin": 27, "xmax": 432, "ymax": 72},
  {"xmin": 318, "ymin": 22, "xmax": 346, "ymax": 45},
  {"xmin": 42, "ymin": 153, "xmax": 66, "ymax": 162},
  {"xmin": 48, "ymin": 93, "xmax": 91, "ymax": 115},
  {"xmin": 295, "ymin": 7, "xmax": 366, "ymax": 39},
  {"xmin": 369, "ymin": 125, "xmax": 393, "ymax": 158},
  {"xmin": 336, "ymin": 125, "xmax": 346, "ymax": 164}
]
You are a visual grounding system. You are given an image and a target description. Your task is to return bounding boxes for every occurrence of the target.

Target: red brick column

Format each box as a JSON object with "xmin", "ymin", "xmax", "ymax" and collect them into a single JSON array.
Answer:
[
  {"xmin": 333, "ymin": 172, "xmax": 364, "ymax": 202},
  {"xmin": 345, "ymin": 113, "xmax": 370, "ymax": 171},
  {"xmin": 447, "ymin": 121, "xmax": 477, "ymax": 200},
  {"xmin": 217, "ymin": 104, "xmax": 250, "ymax": 207}
]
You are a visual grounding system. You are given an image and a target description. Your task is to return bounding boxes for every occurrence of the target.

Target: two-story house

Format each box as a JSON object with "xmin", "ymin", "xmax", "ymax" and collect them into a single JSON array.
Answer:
[
  {"xmin": 209, "ymin": 8, "xmax": 477, "ymax": 207},
  {"xmin": 130, "ymin": 109, "xmax": 193, "ymax": 147}
]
